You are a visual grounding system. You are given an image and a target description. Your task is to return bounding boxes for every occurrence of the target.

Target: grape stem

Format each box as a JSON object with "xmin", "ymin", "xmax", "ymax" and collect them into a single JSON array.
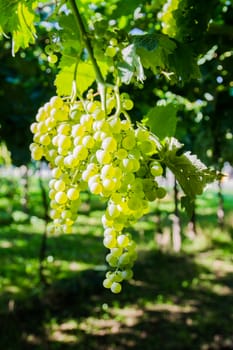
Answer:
[{"xmin": 69, "ymin": 0, "xmax": 105, "ymax": 86}]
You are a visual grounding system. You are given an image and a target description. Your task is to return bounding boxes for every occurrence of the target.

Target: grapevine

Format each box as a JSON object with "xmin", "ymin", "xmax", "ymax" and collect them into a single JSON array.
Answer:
[
  {"xmin": 25, "ymin": 0, "xmax": 218, "ymax": 293},
  {"xmin": 29, "ymin": 0, "xmax": 170, "ymax": 293},
  {"xmin": 30, "ymin": 87, "xmax": 167, "ymax": 293}
]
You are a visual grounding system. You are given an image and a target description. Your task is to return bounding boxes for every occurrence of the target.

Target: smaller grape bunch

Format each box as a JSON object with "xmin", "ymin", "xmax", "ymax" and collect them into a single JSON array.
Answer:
[{"xmin": 30, "ymin": 87, "xmax": 166, "ymax": 293}]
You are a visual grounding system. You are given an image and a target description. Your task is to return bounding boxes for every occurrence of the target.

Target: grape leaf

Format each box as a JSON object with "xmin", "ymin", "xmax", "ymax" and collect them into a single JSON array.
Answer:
[
  {"xmin": 0, "ymin": 0, "xmax": 37, "ymax": 55},
  {"xmin": 55, "ymin": 55, "xmax": 108, "ymax": 96},
  {"xmin": 118, "ymin": 44, "xmax": 145, "ymax": 84},
  {"xmin": 59, "ymin": 13, "xmax": 81, "ymax": 53},
  {"xmin": 144, "ymin": 104, "xmax": 177, "ymax": 139},
  {"xmin": 159, "ymin": 137, "xmax": 217, "ymax": 199},
  {"xmin": 168, "ymin": 43, "xmax": 201, "ymax": 83},
  {"xmin": 134, "ymin": 33, "xmax": 177, "ymax": 73},
  {"xmin": 111, "ymin": 0, "xmax": 148, "ymax": 18},
  {"xmin": 125, "ymin": 32, "xmax": 202, "ymax": 83},
  {"xmin": 180, "ymin": 196, "xmax": 195, "ymax": 218}
]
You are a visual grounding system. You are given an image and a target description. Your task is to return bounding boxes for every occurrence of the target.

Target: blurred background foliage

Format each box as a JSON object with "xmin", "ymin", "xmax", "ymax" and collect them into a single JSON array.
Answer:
[{"xmin": 0, "ymin": 1, "xmax": 233, "ymax": 349}]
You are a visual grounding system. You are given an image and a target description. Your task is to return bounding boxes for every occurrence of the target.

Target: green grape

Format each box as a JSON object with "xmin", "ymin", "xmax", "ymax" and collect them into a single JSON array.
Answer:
[
  {"xmin": 55, "ymin": 155, "xmax": 64, "ymax": 167},
  {"xmin": 117, "ymin": 234, "xmax": 129, "ymax": 248},
  {"xmin": 103, "ymin": 278, "xmax": 113, "ymax": 289},
  {"xmin": 109, "ymin": 117, "xmax": 121, "ymax": 133},
  {"xmin": 104, "ymin": 227, "xmax": 117, "ymax": 237},
  {"xmin": 110, "ymin": 282, "xmax": 122, "ymax": 294},
  {"xmin": 36, "ymin": 109, "xmax": 47, "ymax": 122},
  {"xmin": 139, "ymin": 139, "xmax": 156, "ymax": 155},
  {"xmin": 39, "ymin": 134, "xmax": 51, "ymax": 146},
  {"xmin": 50, "ymin": 96, "xmax": 64, "ymax": 109},
  {"xmin": 118, "ymin": 252, "xmax": 130, "ymax": 266},
  {"xmin": 57, "ymin": 124, "xmax": 71, "ymax": 135},
  {"xmin": 109, "ymin": 38, "xmax": 118, "ymax": 46},
  {"xmin": 54, "ymin": 179, "xmax": 66, "ymax": 192},
  {"xmin": 82, "ymin": 135, "xmax": 95, "ymax": 148},
  {"xmin": 55, "ymin": 191, "xmax": 68, "ymax": 204},
  {"xmin": 72, "ymin": 124, "xmax": 86, "ymax": 137},
  {"xmin": 96, "ymin": 149, "xmax": 112, "ymax": 164},
  {"xmin": 73, "ymin": 145, "xmax": 88, "ymax": 161},
  {"xmin": 86, "ymin": 100, "xmax": 101, "ymax": 113},
  {"xmin": 47, "ymin": 54, "xmax": 58, "ymax": 64},
  {"xmin": 106, "ymin": 203, "xmax": 120, "ymax": 218},
  {"xmin": 50, "ymin": 209, "xmax": 61, "ymax": 219},
  {"xmin": 122, "ymin": 134, "xmax": 136, "ymax": 150},
  {"xmin": 102, "ymin": 136, "xmax": 117, "ymax": 152},
  {"xmin": 30, "ymin": 122, "xmax": 38, "ymax": 134},
  {"xmin": 51, "ymin": 108, "xmax": 68, "ymax": 121},
  {"xmin": 113, "ymin": 271, "xmax": 123, "ymax": 283},
  {"xmin": 110, "ymin": 247, "xmax": 123, "ymax": 258},
  {"xmin": 103, "ymin": 235, "xmax": 117, "ymax": 249},
  {"xmin": 49, "ymin": 189, "xmax": 56, "ymax": 200},
  {"xmin": 128, "ymin": 196, "xmax": 143, "ymax": 210},
  {"xmin": 122, "ymin": 99, "xmax": 134, "ymax": 111},
  {"xmin": 101, "ymin": 164, "xmax": 116, "ymax": 178},
  {"xmin": 93, "ymin": 108, "xmax": 105, "ymax": 121},
  {"xmin": 30, "ymin": 89, "xmax": 169, "ymax": 294},
  {"xmin": 106, "ymin": 253, "xmax": 118, "ymax": 267},
  {"xmin": 61, "ymin": 210, "xmax": 73, "ymax": 220},
  {"xmin": 62, "ymin": 224, "xmax": 73, "ymax": 234},
  {"xmin": 52, "ymin": 167, "xmax": 62, "ymax": 178},
  {"xmin": 45, "ymin": 117, "xmax": 56, "ymax": 129},
  {"xmin": 105, "ymin": 45, "xmax": 118, "ymax": 57},
  {"xmin": 64, "ymin": 154, "xmax": 79, "ymax": 168},
  {"xmin": 116, "ymin": 148, "xmax": 128, "ymax": 160},
  {"xmin": 57, "ymin": 135, "xmax": 72, "ymax": 149},
  {"xmin": 121, "ymin": 269, "xmax": 133, "ymax": 280},
  {"xmin": 120, "ymin": 119, "xmax": 131, "ymax": 131},
  {"xmin": 150, "ymin": 161, "xmax": 163, "ymax": 176},
  {"xmin": 122, "ymin": 158, "xmax": 135, "ymax": 172},
  {"xmin": 89, "ymin": 181, "xmax": 103, "ymax": 195},
  {"xmin": 156, "ymin": 187, "xmax": 167, "ymax": 199},
  {"xmin": 67, "ymin": 187, "xmax": 80, "ymax": 200},
  {"xmin": 31, "ymin": 145, "xmax": 43, "ymax": 160},
  {"xmin": 37, "ymin": 121, "xmax": 47, "ymax": 133},
  {"xmin": 45, "ymin": 44, "xmax": 53, "ymax": 55}
]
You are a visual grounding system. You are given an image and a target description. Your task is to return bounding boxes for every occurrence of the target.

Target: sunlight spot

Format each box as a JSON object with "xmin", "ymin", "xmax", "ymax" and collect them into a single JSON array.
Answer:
[
  {"xmin": 4, "ymin": 285, "xmax": 21, "ymax": 294},
  {"xmin": 59, "ymin": 320, "xmax": 78, "ymax": 331},
  {"xmin": 49, "ymin": 330, "xmax": 78, "ymax": 343},
  {"xmin": 23, "ymin": 333, "xmax": 42, "ymax": 345},
  {"xmin": 0, "ymin": 240, "xmax": 13, "ymax": 248},
  {"xmin": 47, "ymin": 255, "xmax": 54, "ymax": 263},
  {"xmin": 69, "ymin": 262, "xmax": 80, "ymax": 271}
]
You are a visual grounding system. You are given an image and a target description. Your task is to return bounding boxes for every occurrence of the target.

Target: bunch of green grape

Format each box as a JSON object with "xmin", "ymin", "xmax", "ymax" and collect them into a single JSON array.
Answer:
[{"xmin": 30, "ymin": 88, "xmax": 166, "ymax": 293}]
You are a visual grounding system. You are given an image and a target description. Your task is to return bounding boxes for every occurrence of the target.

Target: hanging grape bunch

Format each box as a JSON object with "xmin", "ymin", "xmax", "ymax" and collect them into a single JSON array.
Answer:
[
  {"xmin": 30, "ymin": 86, "xmax": 167, "ymax": 293},
  {"xmin": 29, "ymin": 0, "xmax": 216, "ymax": 294}
]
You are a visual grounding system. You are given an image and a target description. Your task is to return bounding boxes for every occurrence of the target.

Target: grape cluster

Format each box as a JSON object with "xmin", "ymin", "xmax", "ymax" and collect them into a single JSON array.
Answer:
[{"xmin": 30, "ymin": 88, "xmax": 166, "ymax": 293}]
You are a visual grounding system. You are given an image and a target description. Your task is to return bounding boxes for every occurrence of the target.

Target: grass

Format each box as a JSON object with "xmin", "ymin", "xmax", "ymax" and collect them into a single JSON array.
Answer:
[{"xmin": 0, "ymin": 175, "xmax": 233, "ymax": 350}]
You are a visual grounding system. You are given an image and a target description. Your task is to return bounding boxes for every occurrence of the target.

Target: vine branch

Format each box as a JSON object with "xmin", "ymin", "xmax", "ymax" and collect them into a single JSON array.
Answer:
[{"xmin": 69, "ymin": 0, "xmax": 105, "ymax": 85}]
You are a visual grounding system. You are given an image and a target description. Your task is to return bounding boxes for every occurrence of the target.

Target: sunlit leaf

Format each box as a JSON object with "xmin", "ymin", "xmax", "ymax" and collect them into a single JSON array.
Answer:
[
  {"xmin": 145, "ymin": 104, "xmax": 178, "ymax": 139},
  {"xmin": 159, "ymin": 137, "xmax": 217, "ymax": 199}
]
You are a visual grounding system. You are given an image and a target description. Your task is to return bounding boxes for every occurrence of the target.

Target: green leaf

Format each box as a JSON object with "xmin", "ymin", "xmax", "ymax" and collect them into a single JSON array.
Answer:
[
  {"xmin": 118, "ymin": 44, "xmax": 145, "ymax": 84},
  {"xmin": 180, "ymin": 196, "xmax": 195, "ymax": 218},
  {"xmin": 111, "ymin": 0, "xmax": 147, "ymax": 18},
  {"xmin": 0, "ymin": 0, "xmax": 37, "ymax": 55},
  {"xmin": 59, "ymin": 13, "xmax": 81, "ymax": 53},
  {"xmin": 134, "ymin": 33, "xmax": 177, "ymax": 73},
  {"xmin": 12, "ymin": 2, "xmax": 37, "ymax": 54},
  {"xmin": 55, "ymin": 55, "xmax": 108, "ymax": 96},
  {"xmin": 55, "ymin": 57, "xmax": 94, "ymax": 96},
  {"xmin": 160, "ymin": 137, "xmax": 217, "ymax": 198},
  {"xmin": 168, "ymin": 43, "xmax": 201, "ymax": 83},
  {"xmin": 145, "ymin": 104, "xmax": 177, "ymax": 139}
]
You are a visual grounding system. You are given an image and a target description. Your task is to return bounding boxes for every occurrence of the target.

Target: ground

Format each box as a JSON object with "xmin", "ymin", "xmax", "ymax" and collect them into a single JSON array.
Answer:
[{"xmin": 0, "ymin": 174, "xmax": 233, "ymax": 350}]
